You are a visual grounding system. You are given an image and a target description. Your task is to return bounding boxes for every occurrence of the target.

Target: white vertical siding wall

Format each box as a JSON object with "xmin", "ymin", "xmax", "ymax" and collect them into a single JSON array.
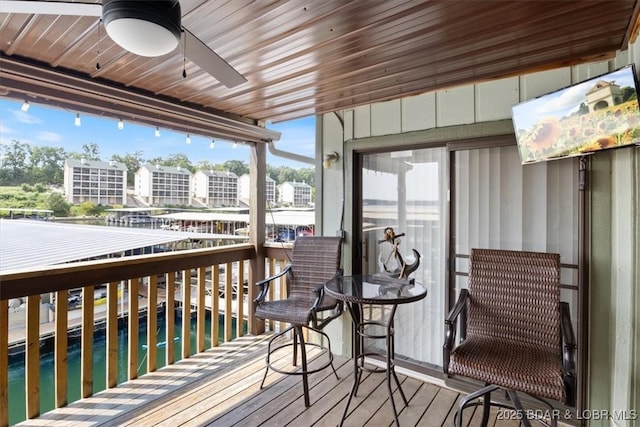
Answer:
[{"xmin": 320, "ymin": 41, "xmax": 640, "ymax": 422}]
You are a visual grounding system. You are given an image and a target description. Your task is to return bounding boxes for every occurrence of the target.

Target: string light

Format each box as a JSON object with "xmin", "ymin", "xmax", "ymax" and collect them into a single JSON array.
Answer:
[
  {"xmin": 210, "ymin": 140, "xmax": 215, "ymax": 149},
  {"xmin": 232, "ymin": 141, "xmax": 237, "ymax": 149},
  {"xmin": 186, "ymin": 134, "xmax": 191, "ymax": 144},
  {"xmin": 20, "ymin": 101, "xmax": 29, "ymax": 112},
  {"xmin": 155, "ymin": 127, "xmax": 161, "ymax": 137},
  {"xmin": 117, "ymin": 119, "xmax": 124, "ymax": 130},
  {"xmin": 74, "ymin": 113, "xmax": 81, "ymax": 127}
]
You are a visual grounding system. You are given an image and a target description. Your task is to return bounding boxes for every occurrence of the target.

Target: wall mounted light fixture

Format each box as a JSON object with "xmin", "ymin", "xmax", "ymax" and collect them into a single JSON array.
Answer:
[{"xmin": 323, "ymin": 151, "xmax": 340, "ymax": 169}]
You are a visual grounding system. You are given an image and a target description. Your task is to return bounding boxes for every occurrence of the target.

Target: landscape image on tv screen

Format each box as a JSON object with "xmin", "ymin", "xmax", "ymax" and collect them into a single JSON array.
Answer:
[{"xmin": 512, "ymin": 65, "xmax": 640, "ymax": 164}]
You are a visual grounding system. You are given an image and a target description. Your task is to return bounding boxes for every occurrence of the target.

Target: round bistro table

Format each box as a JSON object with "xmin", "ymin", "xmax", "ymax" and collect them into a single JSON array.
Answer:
[{"xmin": 324, "ymin": 274, "xmax": 427, "ymax": 427}]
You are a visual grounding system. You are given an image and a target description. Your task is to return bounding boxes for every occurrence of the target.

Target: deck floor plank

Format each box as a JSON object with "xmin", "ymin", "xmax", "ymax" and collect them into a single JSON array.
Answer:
[{"xmin": 16, "ymin": 334, "xmax": 572, "ymax": 427}]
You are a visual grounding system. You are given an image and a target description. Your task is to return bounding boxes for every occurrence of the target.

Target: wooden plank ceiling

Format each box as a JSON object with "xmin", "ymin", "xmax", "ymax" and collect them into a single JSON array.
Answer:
[{"xmin": 1, "ymin": 0, "xmax": 639, "ymax": 129}]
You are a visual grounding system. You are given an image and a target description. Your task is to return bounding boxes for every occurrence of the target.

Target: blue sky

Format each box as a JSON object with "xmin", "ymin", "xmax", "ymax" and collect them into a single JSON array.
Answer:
[{"xmin": 0, "ymin": 98, "xmax": 315, "ymax": 168}]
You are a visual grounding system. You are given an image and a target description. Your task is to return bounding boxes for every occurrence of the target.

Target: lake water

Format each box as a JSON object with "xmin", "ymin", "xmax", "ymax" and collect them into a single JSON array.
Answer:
[{"xmin": 8, "ymin": 311, "xmax": 245, "ymax": 425}]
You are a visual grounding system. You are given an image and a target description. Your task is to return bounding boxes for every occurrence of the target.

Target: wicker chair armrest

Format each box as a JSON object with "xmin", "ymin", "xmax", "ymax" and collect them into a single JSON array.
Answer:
[
  {"xmin": 253, "ymin": 264, "xmax": 291, "ymax": 304},
  {"xmin": 560, "ymin": 301, "xmax": 577, "ymax": 406},
  {"xmin": 443, "ymin": 289, "xmax": 468, "ymax": 374},
  {"xmin": 311, "ymin": 269, "xmax": 343, "ymax": 310},
  {"xmin": 311, "ymin": 270, "xmax": 344, "ymax": 329}
]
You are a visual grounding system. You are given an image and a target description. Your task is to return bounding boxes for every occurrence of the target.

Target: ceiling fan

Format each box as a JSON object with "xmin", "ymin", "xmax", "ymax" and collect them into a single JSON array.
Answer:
[{"xmin": 0, "ymin": 0, "xmax": 247, "ymax": 88}]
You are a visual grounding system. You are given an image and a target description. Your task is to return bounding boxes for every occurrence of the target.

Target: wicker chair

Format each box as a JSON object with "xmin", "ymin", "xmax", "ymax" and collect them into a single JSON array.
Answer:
[
  {"xmin": 443, "ymin": 248, "xmax": 576, "ymax": 427},
  {"xmin": 254, "ymin": 236, "xmax": 343, "ymax": 407}
]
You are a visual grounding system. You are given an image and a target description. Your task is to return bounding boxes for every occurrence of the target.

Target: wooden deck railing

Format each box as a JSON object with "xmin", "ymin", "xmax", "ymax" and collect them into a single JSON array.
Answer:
[{"xmin": 0, "ymin": 242, "xmax": 294, "ymax": 426}]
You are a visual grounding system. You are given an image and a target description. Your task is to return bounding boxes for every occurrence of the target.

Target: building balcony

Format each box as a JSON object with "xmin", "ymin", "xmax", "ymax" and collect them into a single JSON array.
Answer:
[{"xmin": 1, "ymin": 242, "xmax": 577, "ymax": 426}]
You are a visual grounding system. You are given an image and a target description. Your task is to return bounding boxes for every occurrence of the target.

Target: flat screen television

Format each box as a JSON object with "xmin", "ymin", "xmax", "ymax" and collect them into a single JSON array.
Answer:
[{"xmin": 512, "ymin": 64, "xmax": 640, "ymax": 164}]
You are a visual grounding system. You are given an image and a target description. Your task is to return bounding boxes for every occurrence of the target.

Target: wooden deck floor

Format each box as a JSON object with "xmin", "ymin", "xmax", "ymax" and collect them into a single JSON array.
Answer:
[{"xmin": 16, "ymin": 334, "xmax": 556, "ymax": 427}]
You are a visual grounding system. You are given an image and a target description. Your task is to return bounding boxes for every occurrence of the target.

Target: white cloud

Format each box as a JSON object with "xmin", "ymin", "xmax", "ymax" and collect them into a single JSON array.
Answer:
[
  {"xmin": 0, "ymin": 124, "xmax": 13, "ymax": 134},
  {"xmin": 535, "ymin": 81, "xmax": 589, "ymax": 115},
  {"xmin": 37, "ymin": 131, "xmax": 62, "ymax": 143},
  {"xmin": 11, "ymin": 109, "xmax": 42, "ymax": 125}
]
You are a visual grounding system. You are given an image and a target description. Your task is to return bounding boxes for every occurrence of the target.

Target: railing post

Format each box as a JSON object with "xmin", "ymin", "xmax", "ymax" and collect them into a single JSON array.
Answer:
[{"xmin": 249, "ymin": 141, "xmax": 266, "ymax": 335}]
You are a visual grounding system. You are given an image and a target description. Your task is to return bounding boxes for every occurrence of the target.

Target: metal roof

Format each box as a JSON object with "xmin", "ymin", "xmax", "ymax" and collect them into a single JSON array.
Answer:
[
  {"xmin": 65, "ymin": 158, "xmax": 127, "ymax": 170},
  {"xmin": 156, "ymin": 210, "xmax": 315, "ymax": 227},
  {"xmin": 0, "ymin": 219, "xmax": 245, "ymax": 272}
]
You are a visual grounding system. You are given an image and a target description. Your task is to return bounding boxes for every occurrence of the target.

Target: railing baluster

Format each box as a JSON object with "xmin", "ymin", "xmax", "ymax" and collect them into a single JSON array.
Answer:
[
  {"xmin": 54, "ymin": 289, "xmax": 68, "ymax": 408},
  {"xmin": 212, "ymin": 264, "xmax": 220, "ymax": 347},
  {"xmin": 128, "ymin": 277, "xmax": 139, "ymax": 380},
  {"xmin": 236, "ymin": 260, "xmax": 245, "ymax": 337},
  {"xmin": 268, "ymin": 258, "xmax": 275, "ymax": 331},
  {"xmin": 181, "ymin": 269, "xmax": 190, "ymax": 359},
  {"xmin": 225, "ymin": 261, "xmax": 233, "ymax": 342},
  {"xmin": 147, "ymin": 275, "xmax": 158, "ymax": 373},
  {"xmin": 166, "ymin": 272, "xmax": 175, "ymax": 365},
  {"xmin": 1, "ymin": 299, "xmax": 8, "ymax": 427},
  {"xmin": 81, "ymin": 285, "xmax": 94, "ymax": 398},
  {"xmin": 107, "ymin": 282, "xmax": 118, "ymax": 388},
  {"xmin": 25, "ymin": 294, "xmax": 40, "ymax": 419},
  {"xmin": 196, "ymin": 267, "xmax": 206, "ymax": 353}
]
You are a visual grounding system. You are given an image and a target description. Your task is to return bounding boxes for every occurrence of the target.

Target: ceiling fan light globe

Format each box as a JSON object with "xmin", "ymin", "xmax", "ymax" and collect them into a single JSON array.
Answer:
[{"xmin": 102, "ymin": 0, "xmax": 181, "ymax": 57}]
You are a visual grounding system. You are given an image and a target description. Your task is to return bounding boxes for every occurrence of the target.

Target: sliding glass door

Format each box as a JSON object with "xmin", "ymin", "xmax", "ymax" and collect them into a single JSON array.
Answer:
[
  {"xmin": 359, "ymin": 147, "xmax": 447, "ymax": 368},
  {"xmin": 356, "ymin": 142, "xmax": 581, "ymax": 378}
]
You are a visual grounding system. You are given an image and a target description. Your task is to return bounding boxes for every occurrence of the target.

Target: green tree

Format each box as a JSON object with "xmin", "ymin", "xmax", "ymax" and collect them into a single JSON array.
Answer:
[
  {"xmin": 221, "ymin": 160, "xmax": 248, "ymax": 177},
  {"xmin": 47, "ymin": 193, "xmax": 70, "ymax": 217},
  {"xmin": 67, "ymin": 142, "xmax": 101, "ymax": 161},
  {"xmin": 0, "ymin": 139, "xmax": 30, "ymax": 185},
  {"xmin": 163, "ymin": 153, "xmax": 194, "ymax": 172},
  {"xmin": 147, "ymin": 156, "xmax": 164, "ymax": 165},
  {"xmin": 196, "ymin": 160, "xmax": 217, "ymax": 171},
  {"xmin": 80, "ymin": 200, "xmax": 100, "ymax": 216},
  {"xmin": 275, "ymin": 166, "xmax": 298, "ymax": 184},
  {"xmin": 296, "ymin": 167, "xmax": 315, "ymax": 186},
  {"xmin": 29, "ymin": 145, "xmax": 65, "ymax": 185},
  {"xmin": 266, "ymin": 164, "xmax": 279, "ymax": 182}
]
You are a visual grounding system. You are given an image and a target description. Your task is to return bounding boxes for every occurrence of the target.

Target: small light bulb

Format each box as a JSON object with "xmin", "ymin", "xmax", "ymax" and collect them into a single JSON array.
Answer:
[
  {"xmin": 210, "ymin": 140, "xmax": 215, "ymax": 149},
  {"xmin": 117, "ymin": 119, "xmax": 124, "ymax": 130},
  {"xmin": 74, "ymin": 113, "xmax": 81, "ymax": 127},
  {"xmin": 186, "ymin": 134, "xmax": 191, "ymax": 144},
  {"xmin": 21, "ymin": 101, "xmax": 29, "ymax": 112},
  {"xmin": 232, "ymin": 142, "xmax": 237, "ymax": 149},
  {"xmin": 155, "ymin": 127, "xmax": 161, "ymax": 137}
]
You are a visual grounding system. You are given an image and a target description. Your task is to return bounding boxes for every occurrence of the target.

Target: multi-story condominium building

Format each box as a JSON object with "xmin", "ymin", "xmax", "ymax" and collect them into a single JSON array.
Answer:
[
  {"xmin": 193, "ymin": 170, "xmax": 238, "ymax": 207},
  {"xmin": 278, "ymin": 181, "xmax": 312, "ymax": 207},
  {"xmin": 135, "ymin": 164, "xmax": 192, "ymax": 206},
  {"xmin": 63, "ymin": 158, "xmax": 127, "ymax": 205},
  {"xmin": 238, "ymin": 174, "xmax": 276, "ymax": 205}
]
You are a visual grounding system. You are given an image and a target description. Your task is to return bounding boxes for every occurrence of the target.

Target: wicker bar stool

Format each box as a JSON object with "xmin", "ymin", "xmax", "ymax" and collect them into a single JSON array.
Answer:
[
  {"xmin": 444, "ymin": 248, "xmax": 576, "ymax": 427},
  {"xmin": 254, "ymin": 236, "xmax": 343, "ymax": 407}
]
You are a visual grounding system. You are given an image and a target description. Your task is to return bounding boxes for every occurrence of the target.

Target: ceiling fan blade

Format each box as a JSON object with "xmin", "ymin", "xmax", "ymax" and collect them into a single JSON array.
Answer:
[
  {"xmin": 0, "ymin": 0, "xmax": 101, "ymax": 16},
  {"xmin": 182, "ymin": 28, "xmax": 247, "ymax": 89}
]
